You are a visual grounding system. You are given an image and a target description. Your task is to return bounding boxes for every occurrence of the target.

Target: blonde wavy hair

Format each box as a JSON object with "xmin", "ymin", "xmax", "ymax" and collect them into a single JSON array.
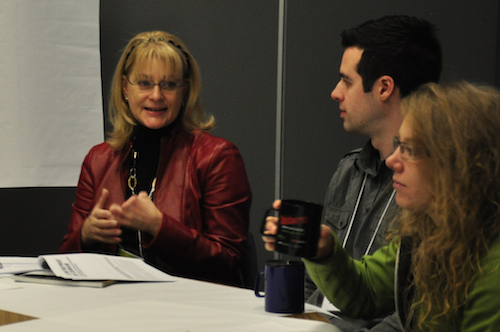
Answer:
[
  {"xmin": 107, "ymin": 31, "xmax": 214, "ymax": 150},
  {"xmin": 397, "ymin": 82, "xmax": 500, "ymax": 329}
]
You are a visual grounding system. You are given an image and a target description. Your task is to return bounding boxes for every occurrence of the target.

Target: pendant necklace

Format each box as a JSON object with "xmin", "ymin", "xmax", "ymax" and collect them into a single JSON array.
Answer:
[
  {"xmin": 126, "ymin": 148, "xmax": 157, "ymax": 258},
  {"xmin": 128, "ymin": 149, "xmax": 157, "ymax": 199}
]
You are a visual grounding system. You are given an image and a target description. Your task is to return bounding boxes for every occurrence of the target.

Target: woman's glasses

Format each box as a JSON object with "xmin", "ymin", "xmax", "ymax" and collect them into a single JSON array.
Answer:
[
  {"xmin": 126, "ymin": 78, "xmax": 183, "ymax": 92},
  {"xmin": 393, "ymin": 137, "xmax": 429, "ymax": 161}
]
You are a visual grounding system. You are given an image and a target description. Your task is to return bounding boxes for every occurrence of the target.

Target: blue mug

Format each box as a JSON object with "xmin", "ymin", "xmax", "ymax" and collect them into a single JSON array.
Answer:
[{"xmin": 254, "ymin": 260, "xmax": 304, "ymax": 313}]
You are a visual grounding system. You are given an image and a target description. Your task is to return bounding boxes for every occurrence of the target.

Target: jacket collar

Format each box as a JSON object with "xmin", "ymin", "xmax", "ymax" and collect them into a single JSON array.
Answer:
[{"xmin": 355, "ymin": 140, "xmax": 389, "ymax": 177}]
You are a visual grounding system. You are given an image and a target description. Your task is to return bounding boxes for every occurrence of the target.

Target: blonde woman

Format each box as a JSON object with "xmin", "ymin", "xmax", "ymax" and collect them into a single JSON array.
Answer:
[{"xmin": 60, "ymin": 31, "xmax": 251, "ymax": 286}]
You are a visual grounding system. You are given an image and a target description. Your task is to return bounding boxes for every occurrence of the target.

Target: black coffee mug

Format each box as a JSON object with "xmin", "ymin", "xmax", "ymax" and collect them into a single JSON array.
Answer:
[
  {"xmin": 261, "ymin": 199, "xmax": 323, "ymax": 258},
  {"xmin": 254, "ymin": 260, "xmax": 305, "ymax": 313}
]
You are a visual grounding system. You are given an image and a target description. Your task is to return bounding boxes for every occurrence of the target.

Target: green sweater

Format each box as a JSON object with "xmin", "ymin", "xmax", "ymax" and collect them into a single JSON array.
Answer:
[{"xmin": 304, "ymin": 233, "xmax": 500, "ymax": 331}]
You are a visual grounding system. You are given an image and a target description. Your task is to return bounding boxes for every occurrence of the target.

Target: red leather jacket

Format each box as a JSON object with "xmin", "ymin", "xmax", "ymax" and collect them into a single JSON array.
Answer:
[{"xmin": 59, "ymin": 125, "xmax": 251, "ymax": 286}]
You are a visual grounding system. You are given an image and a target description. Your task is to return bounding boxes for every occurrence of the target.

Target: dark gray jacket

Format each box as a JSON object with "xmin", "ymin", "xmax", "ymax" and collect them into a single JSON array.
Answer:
[{"xmin": 306, "ymin": 141, "xmax": 399, "ymax": 332}]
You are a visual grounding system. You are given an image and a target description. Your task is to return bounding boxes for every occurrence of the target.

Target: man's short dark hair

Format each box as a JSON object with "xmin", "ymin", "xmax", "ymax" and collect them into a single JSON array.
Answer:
[{"xmin": 341, "ymin": 15, "xmax": 442, "ymax": 97}]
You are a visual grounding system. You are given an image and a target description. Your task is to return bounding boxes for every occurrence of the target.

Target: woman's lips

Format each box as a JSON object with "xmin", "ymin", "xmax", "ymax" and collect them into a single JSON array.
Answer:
[{"xmin": 145, "ymin": 107, "xmax": 167, "ymax": 112}]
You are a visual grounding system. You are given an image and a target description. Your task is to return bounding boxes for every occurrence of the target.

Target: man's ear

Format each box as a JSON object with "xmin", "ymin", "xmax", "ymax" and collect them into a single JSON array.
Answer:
[{"xmin": 375, "ymin": 75, "xmax": 396, "ymax": 101}]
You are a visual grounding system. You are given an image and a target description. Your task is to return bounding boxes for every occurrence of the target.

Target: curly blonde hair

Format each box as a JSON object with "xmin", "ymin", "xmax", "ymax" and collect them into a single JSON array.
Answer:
[
  {"xmin": 397, "ymin": 82, "xmax": 500, "ymax": 329},
  {"xmin": 106, "ymin": 31, "xmax": 214, "ymax": 150}
]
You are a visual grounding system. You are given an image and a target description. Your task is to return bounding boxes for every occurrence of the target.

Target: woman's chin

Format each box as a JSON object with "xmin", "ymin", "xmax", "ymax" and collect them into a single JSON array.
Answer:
[{"xmin": 140, "ymin": 118, "xmax": 173, "ymax": 130}]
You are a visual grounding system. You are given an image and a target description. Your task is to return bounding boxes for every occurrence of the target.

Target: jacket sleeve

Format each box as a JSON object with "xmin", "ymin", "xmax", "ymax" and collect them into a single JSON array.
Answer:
[
  {"xmin": 59, "ymin": 146, "xmax": 115, "ymax": 254},
  {"xmin": 304, "ymin": 231, "xmax": 397, "ymax": 319},
  {"xmin": 461, "ymin": 242, "xmax": 500, "ymax": 332},
  {"xmin": 142, "ymin": 140, "xmax": 251, "ymax": 284}
]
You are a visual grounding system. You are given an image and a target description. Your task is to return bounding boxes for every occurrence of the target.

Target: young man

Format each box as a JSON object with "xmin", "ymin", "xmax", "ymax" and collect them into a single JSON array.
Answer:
[
  {"xmin": 320, "ymin": 14, "xmax": 441, "ymax": 268},
  {"xmin": 264, "ymin": 15, "xmax": 442, "ymax": 332}
]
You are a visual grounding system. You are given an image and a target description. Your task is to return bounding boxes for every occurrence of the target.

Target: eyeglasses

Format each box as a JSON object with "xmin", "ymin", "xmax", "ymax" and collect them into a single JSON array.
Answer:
[
  {"xmin": 393, "ymin": 136, "xmax": 429, "ymax": 161},
  {"xmin": 126, "ymin": 78, "xmax": 184, "ymax": 92}
]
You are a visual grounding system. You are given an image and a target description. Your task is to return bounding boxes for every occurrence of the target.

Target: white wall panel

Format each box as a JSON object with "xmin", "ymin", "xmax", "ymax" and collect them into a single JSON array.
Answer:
[{"xmin": 0, "ymin": 0, "xmax": 103, "ymax": 187}]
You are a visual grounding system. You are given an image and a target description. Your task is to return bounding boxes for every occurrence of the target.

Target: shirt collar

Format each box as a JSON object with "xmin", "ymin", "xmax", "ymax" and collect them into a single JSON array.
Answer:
[{"xmin": 355, "ymin": 140, "xmax": 388, "ymax": 177}]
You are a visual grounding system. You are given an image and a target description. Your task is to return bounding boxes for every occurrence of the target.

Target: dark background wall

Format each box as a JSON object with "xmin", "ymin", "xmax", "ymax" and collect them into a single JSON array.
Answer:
[{"xmin": 2, "ymin": 1, "xmax": 499, "ymax": 275}]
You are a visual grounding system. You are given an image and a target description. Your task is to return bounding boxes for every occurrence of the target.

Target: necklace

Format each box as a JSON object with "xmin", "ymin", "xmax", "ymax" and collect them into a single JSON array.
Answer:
[
  {"xmin": 127, "ymin": 149, "xmax": 157, "ymax": 199},
  {"xmin": 124, "ymin": 148, "xmax": 158, "ymax": 259}
]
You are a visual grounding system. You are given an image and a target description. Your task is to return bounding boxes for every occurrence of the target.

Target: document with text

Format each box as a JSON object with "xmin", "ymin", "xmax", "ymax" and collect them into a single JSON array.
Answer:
[{"xmin": 38, "ymin": 253, "xmax": 176, "ymax": 281}]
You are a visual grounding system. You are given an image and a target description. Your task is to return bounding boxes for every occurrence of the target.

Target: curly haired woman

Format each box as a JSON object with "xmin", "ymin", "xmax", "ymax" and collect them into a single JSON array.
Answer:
[{"xmin": 265, "ymin": 81, "xmax": 500, "ymax": 331}]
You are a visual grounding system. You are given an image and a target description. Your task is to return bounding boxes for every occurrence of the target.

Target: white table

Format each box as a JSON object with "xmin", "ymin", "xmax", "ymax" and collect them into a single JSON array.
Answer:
[{"xmin": 0, "ymin": 276, "xmax": 340, "ymax": 331}]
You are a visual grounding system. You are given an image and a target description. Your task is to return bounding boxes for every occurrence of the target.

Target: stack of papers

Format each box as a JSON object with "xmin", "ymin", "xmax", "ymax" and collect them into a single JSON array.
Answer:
[
  {"xmin": 0, "ymin": 253, "xmax": 176, "ymax": 288},
  {"xmin": 0, "ymin": 257, "xmax": 39, "ymax": 275}
]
